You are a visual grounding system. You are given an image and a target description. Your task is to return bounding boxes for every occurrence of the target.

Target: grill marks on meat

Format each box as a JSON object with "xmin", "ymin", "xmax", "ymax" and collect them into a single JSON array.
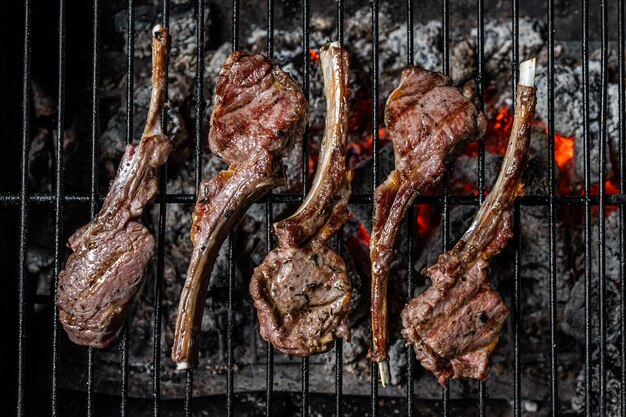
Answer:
[
  {"xmin": 369, "ymin": 67, "xmax": 487, "ymax": 384},
  {"xmin": 401, "ymin": 59, "xmax": 537, "ymax": 385},
  {"xmin": 172, "ymin": 52, "xmax": 308, "ymax": 369},
  {"xmin": 250, "ymin": 42, "xmax": 352, "ymax": 356},
  {"xmin": 56, "ymin": 26, "xmax": 171, "ymax": 348},
  {"xmin": 209, "ymin": 52, "xmax": 308, "ymax": 166}
]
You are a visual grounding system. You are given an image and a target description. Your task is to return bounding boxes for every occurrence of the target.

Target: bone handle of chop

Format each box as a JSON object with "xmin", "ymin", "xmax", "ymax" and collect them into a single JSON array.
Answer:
[
  {"xmin": 519, "ymin": 58, "xmax": 536, "ymax": 87},
  {"xmin": 378, "ymin": 360, "xmax": 391, "ymax": 387},
  {"xmin": 381, "ymin": 59, "xmax": 536, "ymax": 388}
]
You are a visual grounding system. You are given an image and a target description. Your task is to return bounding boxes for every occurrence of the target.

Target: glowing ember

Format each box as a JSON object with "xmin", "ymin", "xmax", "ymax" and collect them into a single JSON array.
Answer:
[
  {"xmin": 486, "ymin": 105, "xmax": 514, "ymax": 154},
  {"xmin": 356, "ymin": 224, "xmax": 371, "ymax": 246},
  {"xmin": 585, "ymin": 180, "xmax": 621, "ymax": 214},
  {"xmin": 415, "ymin": 205, "xmax": 436, "ymax": 238},
  {"xmin": 588, "ymin": 180, "xmax": 621, "ymax": 196},
  {"xmin": 553, "ymin": 132, "xmax": 575, "ymax": 170},
  {"xmin": 309, "ymin": 49, "xmax": 320, "ymax": 65},
  {"xmin": 346, "ymin": 128, "xmax": 389, "ymax": 168},
  {"xmin": 464, "ymin": 105, "xmax": 513, "ymax": 157}
]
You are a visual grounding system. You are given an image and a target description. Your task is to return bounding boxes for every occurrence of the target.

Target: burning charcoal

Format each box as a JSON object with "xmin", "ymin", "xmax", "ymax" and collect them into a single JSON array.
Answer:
[{"xmin": 535, "ymin": 61, "xmax": 620, "ymax": 184}]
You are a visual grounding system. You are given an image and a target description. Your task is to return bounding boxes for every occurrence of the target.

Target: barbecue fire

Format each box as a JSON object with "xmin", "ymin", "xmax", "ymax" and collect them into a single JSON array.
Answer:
[
  {"xmin": 554, "ymin": 132, "xmax": 575, "ymax": 170},
  {"xmin": 309, "ymin": 48, "xmax": 320, "ymax": 65}
]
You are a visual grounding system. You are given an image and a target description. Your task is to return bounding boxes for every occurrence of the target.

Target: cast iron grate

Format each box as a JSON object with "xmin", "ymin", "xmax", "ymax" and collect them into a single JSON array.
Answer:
[{"xmin": 6, "ymin": 0, "xmax": 626, "ymax": 416}]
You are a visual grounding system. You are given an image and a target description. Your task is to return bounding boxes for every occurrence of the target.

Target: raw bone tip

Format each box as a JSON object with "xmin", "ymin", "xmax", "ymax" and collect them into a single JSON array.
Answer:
[
  {"xmin": 176, "ymin": 361, "xmax": 190, "ymax": 371},
  {"xmin": 378, "ymin": 360, "xmax": 391, "ymax": 387},
  {"xmin": 152, "ymin": 24, "xmax": 162, "ymax": 35},
  {"xmin": 519, "ymin": 58, "xmax": 536, "ymax": 87}
]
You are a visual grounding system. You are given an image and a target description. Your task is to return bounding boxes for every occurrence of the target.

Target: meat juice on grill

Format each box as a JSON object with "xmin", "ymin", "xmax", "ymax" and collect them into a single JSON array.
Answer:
[
  {"xmin": 171, "ymin": 51, "xmax": 308, "ymax": 369},
  {"xmin": 369, "ymin": 66, "xmax": 487, "ymax": 385},
  {"xmin": 401, "ymin": 59, "xmax": 537, "ymax": 385},
  {"xmin": 55, "ymin": 26, "xmax": 171, "ymax": 348},
  {"xmin": 250, "ymin": 42, "xmax": 352, "ymax": 356}
]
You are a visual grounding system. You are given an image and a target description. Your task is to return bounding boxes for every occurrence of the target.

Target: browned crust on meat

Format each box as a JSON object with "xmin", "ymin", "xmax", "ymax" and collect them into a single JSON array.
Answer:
[
  {"xmin": 172, "ymin": 50, "xmax": 308, "ymax": 369},
  {"xmin": 172, "ymin": 151, "xmax": 286, "ymax": 368},
  {"xmin": 249, "ymin": 243, "xmax": 351, "ymax": 356},
  {"xmin": 400, "ymin": 84, "xmax": 537, "ymax": 385},
  {"xmin": 56, "ymin": 27, "xmax": 171, "ymax": 348},
  {"xmin": 368, "ymin": 66, "xmax": 487, "ymax": 364},
  {"xmin": 209, "ymin": 52, "xmax": 308, "ymax": 166},
  {"xmin": 250, "ymin": 43, "xmax": 353, "ymax": 358},
  {"xmin": 273, "ymin": 45, "xmax": 350, "ymax": 247}
]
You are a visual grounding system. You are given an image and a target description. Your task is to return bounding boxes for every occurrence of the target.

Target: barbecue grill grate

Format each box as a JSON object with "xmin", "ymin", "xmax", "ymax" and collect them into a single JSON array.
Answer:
[{"xmin": 6, "ymin": 0, "xmax": 626, "ymax": 416}]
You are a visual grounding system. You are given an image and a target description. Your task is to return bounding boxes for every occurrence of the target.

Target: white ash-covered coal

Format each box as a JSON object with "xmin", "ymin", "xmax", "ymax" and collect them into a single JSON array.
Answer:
[{"xmin": 22, "ymin": 0, "xmax": 624, "ymax": 415}]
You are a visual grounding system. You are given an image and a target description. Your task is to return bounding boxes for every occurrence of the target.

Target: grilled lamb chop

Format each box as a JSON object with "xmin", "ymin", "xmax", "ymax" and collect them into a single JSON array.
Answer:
[
  {"xmin": 250, "ymin": 42, "xmax": 352, "ymax": 356},
  {"xmin": 369, "ymin": 66, "xmax": 487, "ymax": 385},
  {"xmin": 56, "ymin": 26, "xmax": 171, "ymax": 348},
  {"xmin": 172, "ymin": 51, "xmax": 308, "ymax": 369},
  {"xmin": 401, "ymin": 59, "xmax": 537, "ymax": 385}
]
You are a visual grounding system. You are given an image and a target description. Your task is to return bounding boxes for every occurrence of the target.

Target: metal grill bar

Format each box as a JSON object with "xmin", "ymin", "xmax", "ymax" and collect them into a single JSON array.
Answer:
[
  {"xmin": 263, "ymin": 1, "xmax": 275, "ymax": 415},
  {"xmin": 87, "ymin": 0, "xmax": 102, "ymax": 414},
  {"xmin": 546, "ymin": 0, "xmax": 559, "ymax": 414},
  {"xmin": 16, "ymin": 0, "xmax": 32, "ymax": 415},
  {"xmin": 336, "ymin": 4, "xmax": 345, "ymax": 417},
  {"xmin": 598, "ymin": 0, "xmax": 609, "ymax": 414},
  {"xmin": 475, "ymin": 0, "xmax": 488, "ymax": 413},
  {"xmin": 226, "ymin": 236, "xmax": 235, "ymax": 417},
  {"xmin": 4, "ymin": 191, "xmax": 626, "ymax": 207},
  {"xmin": 50, "ymin": 0, "xmax": 66, "ymax": 414},
  {"xmin": 299, "ymin": 0, "xmax": 310, "ymax": 413},
  {"xmin": 617, "ymin": 0, "xmax": 626, "ymax": 417},
  {"xmin": 120, "ymin": 1, "xmax": 135, "ymax": 415},
  {"xmin": 581, "ymin": 0, "xmax": 592, "ymax": 412},
  {"xmin": 513, "ymin": 200, "xmax": 522, "ymax": 417},
  {"xmin": 440, "ymin": 0, "xmax": 451, "ymax": 414},
  {"xmin": 370, "ymin": 0, "xmax": 380, "ymax": 414},
  {"xmin": 405, "ymin": 2, "xmax": 415, "ymax": 416}
]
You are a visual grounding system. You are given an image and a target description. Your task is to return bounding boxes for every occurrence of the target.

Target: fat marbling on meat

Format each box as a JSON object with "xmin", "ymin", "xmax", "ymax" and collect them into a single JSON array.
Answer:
[
  {"xmin": 370, "ymin": 66, "xmax": 487, "ymax": 385},
  {"xmin": 56, "ymin": 26, "xmax": 171, "ymax": 348},
  {"xmin": 250, "ymin": 42, "xmax": 352, "ymax": 356},
  {"xmin": 401, "ymin": 59, "xmax": 537, "ymax": 385},
  {"xmin": 172, "ymin": 51, "xmax": 308, "ymax": 369}
]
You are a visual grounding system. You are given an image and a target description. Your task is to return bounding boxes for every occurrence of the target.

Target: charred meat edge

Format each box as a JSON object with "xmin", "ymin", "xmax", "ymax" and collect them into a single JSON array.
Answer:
[
  {"xmin": 401, "ymin": 59, "xmax": 537, "ymax": 385},
  {"xmin": 55, "ymin": 26, "xmax": 171, "ymax": 348},
  {"xmin": 250, "ymin": 41, "xmax": 352, "ymax": 356},
  {"xmin": 273, "ymin": 41, "xmax": 350, "ymax": 248},
  {"xmin": 369, "ymin": 68, "xmax": 486, "ymax": 386}
]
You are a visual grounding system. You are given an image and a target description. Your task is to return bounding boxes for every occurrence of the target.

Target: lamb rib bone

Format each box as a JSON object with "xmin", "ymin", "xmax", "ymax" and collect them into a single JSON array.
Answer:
[
  {"xmin": 369, "ymin": 66, "xmax": 487, "ymax": 386},
  {"xmin": 171, "ymin": 51, "xmax": 308, "ymax": 370},
  {"xmin": 250, "ymin": 41, "xmax": 353, "ymax": 356},
  {"xmin": 400, "ymin": 58, "xmax": 537, "ymax": 385},
  {"xmin": 55, "ymin": 26, "xmax": 171, "ymax": 348}
]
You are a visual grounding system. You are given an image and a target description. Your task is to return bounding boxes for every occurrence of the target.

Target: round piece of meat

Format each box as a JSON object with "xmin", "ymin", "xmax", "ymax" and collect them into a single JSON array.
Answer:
[{"xmin": 250, "ymin": 243, "xmax": 351, "ymax": 356}]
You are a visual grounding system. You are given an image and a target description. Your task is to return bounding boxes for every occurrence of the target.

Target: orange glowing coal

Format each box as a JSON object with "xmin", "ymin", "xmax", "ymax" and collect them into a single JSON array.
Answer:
[
  {"xmin": 464, "ymin": 105, "xmax": 513, "ymax": 157},
  {"xmin": 552, "ymin": 131, "xmax": 575, "ymax": 170},
  {"xmin": 346, "ymin": 128, "xmax": 389, "ymax": 168},
  {"xmin": 416, "ymin": 205, "xmax": 433, "ymax": 238},
  {"xmin": 309, "ymin": 49, "xmax": 320, "ymax": 65},
  {"xmin": 356, "ymin": 224, "xmax": 371, "ymax": 246}
]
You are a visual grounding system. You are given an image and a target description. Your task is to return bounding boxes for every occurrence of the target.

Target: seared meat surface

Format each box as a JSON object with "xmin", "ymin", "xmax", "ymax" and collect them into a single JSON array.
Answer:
[
  {"xmin": 56, "ymin": 26, "xmax": 171, "ymax": 348},
  {"xmin": 172, "ymin": 51, "xmax": 307, "ymax": 369},
  {"xmin": 250, "ymin": 42, "xmax": 352, "ymax": 356},
  {"xmin": 401, "ymin": 59, "xmax": 537, "ymax": 385},
  {"xmin": 370, "ymin": 66, "xmax": 487, "ymax": 384}
]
